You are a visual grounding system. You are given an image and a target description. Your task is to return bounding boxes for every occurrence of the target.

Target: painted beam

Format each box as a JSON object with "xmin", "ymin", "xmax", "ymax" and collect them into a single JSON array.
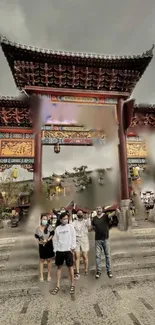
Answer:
[{"xmin": 24, "ymin": 86, "xmax": 130, "ymax": 99}]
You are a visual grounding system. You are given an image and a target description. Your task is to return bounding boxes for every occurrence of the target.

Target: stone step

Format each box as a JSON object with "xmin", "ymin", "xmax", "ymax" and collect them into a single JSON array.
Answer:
[
  {"xmin": 0, "ymin": 270, "xmax": 38, "ymax": 283},
  {"xmin": 0, "ymin": 268, "xmax": 155, "ymax": 298},
  {"xmin": 1, "ymin": 237, "xmax": 155, "ymax": 255},
  {"xmin": 134, "ymin": 234, "xmax": 155, "ymax": 240},
  {"xmin": 0, "ymin": 237, "xmax": 17, "ymax": 244},
  {"xmin": 0, "ymin": 250, "xmax": 38, "ymax": 261},
  {"xmin": 0, "ymin": 231, "xmax": 155, "ymax": 251},
  {"xmin": 0, "ymin": 281, "xmax": 40, "ymax": 298},
  {"xmin": 2, "ymin": 246, "xmax": 155, "ymax": 264},
  {"xmin": 0, "ymin": 253, "xmax": 9, "ymax": 262},
  {"xmin": 135, "ymin": 239, "xmax": 155, "ymax": 247},
  {"xmin": 115, "ymin": 272, "xmax": 155, "ymax": 286},
  {"xmin": 1, "ymin": 254, "xmax": 155, "ymax": 272},
  {"xmin": 1, "ymin": 259, "xmax": 155, "ymax": 274},
  {"xmin": 111, "ymin": 247, "xmax": 155, "ymax": 259},
  {"xmin": 90, "ymin": 268, "xmax": 155, "ymax": 287},
  {"xmin": 131, "ymin": 228, "xmax": 155, "ymax": 235},
  {"xmin": 0, "ymin": 244, "xmax": 14, "ymax": 252},
  {"xmin": 0, "ymin": 261, "xmax": 154, "ymax": 282},
  {"xmin": 0, "ymin": 236, "xmax": 153, "ymax": 251},
  {"xmin": 112, "ymin": 261, "xmax": 155, "ymax": 271}
]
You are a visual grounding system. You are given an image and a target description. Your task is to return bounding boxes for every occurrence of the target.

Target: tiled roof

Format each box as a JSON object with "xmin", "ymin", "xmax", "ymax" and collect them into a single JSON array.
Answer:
[{"xmin": 0, "ymin": 36, "xmax": 154, "ymax": 93}]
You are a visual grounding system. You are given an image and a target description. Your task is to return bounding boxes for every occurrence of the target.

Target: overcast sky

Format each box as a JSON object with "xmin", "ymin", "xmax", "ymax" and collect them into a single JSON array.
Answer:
[{"xmin": 0, "ymin": 0, "xmax": 155, "ymax": 180}]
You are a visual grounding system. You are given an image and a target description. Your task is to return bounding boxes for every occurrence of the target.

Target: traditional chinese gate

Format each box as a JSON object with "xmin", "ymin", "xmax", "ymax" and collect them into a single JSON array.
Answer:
[{"xmin": 0, "ymin": 36, "xmax": 154, "ymax": 228}]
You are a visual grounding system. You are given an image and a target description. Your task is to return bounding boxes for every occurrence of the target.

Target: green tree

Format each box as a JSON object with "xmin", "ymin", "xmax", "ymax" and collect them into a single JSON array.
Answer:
[
  {"xmin": 0, "ymin": 179, "xmax": 21, "ymax": 209},
  {"xmin": 42, "ymin": 181, "xmax": 50, "ymax": 198}
]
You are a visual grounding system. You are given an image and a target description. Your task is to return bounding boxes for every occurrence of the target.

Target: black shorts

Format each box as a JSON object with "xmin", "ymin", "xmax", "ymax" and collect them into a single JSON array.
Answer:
[{"xmin": 55, "ymin": 251, "xmax": 73, "ymax": 267}]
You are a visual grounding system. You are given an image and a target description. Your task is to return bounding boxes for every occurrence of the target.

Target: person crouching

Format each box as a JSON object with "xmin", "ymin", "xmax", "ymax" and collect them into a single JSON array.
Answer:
[{"xmin": 52, "ymin": 212, "xmax": 76, "ymax": 295}]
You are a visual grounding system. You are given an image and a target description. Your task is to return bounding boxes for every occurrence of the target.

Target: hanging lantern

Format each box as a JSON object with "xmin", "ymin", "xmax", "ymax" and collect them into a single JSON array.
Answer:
[
  {"xmin": 12, "ymin": 168, "xmax": 19, "ymax": 179},
  {"xmin": 133, "ymin": 166, "xmax": 140, "ymax": 178},
  {"xmin": 54, "ymin": 143, "xmax": 60, "ymax": 154},
  {"xmin": 1, "ymin": 191, "xmax": 6, "ymax": 198},
  {"xmin": 98, "ymin": 178, "xmax": 104, "ymax": 185},
  {"xmin": 56, "ymin": 186, "xmax": 61, "ymax": 194}
]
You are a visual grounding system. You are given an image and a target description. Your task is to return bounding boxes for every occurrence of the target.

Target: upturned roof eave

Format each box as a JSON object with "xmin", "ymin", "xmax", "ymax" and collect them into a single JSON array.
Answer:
[{"xmin": 0, "ymin": 35, "xmax": 154, "ymax": 61}]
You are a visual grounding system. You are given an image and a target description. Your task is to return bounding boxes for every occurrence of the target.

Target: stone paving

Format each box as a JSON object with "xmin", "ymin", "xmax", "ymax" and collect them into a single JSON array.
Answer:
[
  {"xmin": 1, "ymin": 222, "xmax": 155, "ymax": 324},
  {"xmin": 1, "ymin": 226, "xmax": 155, "ymax": 297},
  {"xmin": 0, "ymin": 279, "xmax": 155, "ymax": 325}
]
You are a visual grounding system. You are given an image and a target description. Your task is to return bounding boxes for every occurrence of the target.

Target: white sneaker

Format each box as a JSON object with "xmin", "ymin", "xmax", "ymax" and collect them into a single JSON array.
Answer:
[{"xmin": 95, "ymin": 272, "xmax": 101, "ymax": 279}]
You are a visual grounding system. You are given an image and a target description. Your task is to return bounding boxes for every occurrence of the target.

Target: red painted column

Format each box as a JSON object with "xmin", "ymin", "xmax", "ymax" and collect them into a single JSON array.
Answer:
[
  {"xmin": 34, "ymin": 130, "xmax": 42, "ymax": 194},
  {"xmin": 117, "ymin": 98, "xmax": 129, "ymax": 200},
  {"xmin": 31, "ymin": 96, "xmax": 42, "ymax": 195}
]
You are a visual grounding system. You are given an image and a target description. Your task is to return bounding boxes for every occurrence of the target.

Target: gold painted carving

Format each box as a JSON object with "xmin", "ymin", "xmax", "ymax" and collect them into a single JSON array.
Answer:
[
  {"xmin": 127, "ymin": 141, "xmax": 147, "ymax": 158},
  {"xmin": 58, "ymin": 126, "xmax": 89, "ymax": 131},
  {"xmin": 0, "ymin": 139, "xmax": 34, "ymax": 157},
  {"xmin": 43, "ymin": 130, "xmax": 105, "ymax": 139},
  {"xmin": 51, "ymin": 96, "xmax": 102, "ymax": 103}
]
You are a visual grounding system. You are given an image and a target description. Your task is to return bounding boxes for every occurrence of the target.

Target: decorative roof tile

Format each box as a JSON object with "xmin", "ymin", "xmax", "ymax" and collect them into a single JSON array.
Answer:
[
  {"xmin": 0, "ymin": 36, "xmax": 154, "ymax": 93},
  {"xmin": 134, "ymin": 104, "xmax": 155, "ymax": 113}
]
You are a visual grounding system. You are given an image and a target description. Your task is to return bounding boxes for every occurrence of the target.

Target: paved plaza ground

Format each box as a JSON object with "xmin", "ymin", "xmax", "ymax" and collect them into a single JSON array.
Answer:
[
  {"xmin": 0, "ymin": 280, "xmax": 155, "ymax": 325},
  {"xmin": 1, "ymin": 221, "xmax": 155, "ymax": 325}
]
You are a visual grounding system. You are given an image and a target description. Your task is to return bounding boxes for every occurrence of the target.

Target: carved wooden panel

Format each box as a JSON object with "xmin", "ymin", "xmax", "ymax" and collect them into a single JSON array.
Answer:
[
  {"xmin": 127, "ymin": 141, "xmax": 147, "ymax": 158},
  {"xmin": 22, "ymin": 164, "xmax": 34, "ymax": 172},
  {"xmin": 42, "ymin": 130, "xmax": 105, "ymax": 139},
  {"xmin": 0, "ymin": 139, "xmax": 34, "ymax": 157},
  {"xmin": 13, "ymin": 60, "xmax": 141, "ymax": 92},
  {"xmin": 0, "ymin": 164, "xmax": 13, "ymax": 172},
  {"xmin": 130, "ymin": 113, "xmax": 155, "ymax": 128},
  {"xmin": 0, "ymin": 107, "xmax": 31, "ymax": 127}
]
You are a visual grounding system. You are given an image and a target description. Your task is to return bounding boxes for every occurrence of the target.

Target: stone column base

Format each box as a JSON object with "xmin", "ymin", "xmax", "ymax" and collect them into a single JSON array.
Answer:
[
  {"xmin": 118, "ymin": 199, "xmax": 130, "ymax": 231},
  {"xmin": 148, "ymin": 208, "xmax": 155, "ymax": 222},
  {"xmin": 0, "ymin": 220, "xmax": 4, "ymax": 228},
  {"xmin": 118, "ymin": 199, "xmax": 138, "ymax": 230}
]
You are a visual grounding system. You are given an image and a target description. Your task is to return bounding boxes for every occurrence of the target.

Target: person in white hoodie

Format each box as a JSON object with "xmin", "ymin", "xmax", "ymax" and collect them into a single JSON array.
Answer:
[{"xmin": 52, "ymin": 212, "xmax": 76, "ymax": 295}]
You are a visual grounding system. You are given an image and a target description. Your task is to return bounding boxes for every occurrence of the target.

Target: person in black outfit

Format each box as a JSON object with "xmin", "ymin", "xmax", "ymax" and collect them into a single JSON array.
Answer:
[
  {"xmin": 47, "ymin": 212, "xmax": 52, "ymax": 226},
  {"xmin": 91, "ymin": 206, "xmax": 116, "ymax": 279},
  {"xmin": 35, "ymin": 213, "xmax": 55, "ymax": 282}
]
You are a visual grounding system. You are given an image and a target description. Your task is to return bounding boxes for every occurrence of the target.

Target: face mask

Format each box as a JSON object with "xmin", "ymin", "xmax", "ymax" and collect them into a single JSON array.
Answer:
[
  {"xmin": 77, "ymin": 215, "xmax": 83, "ymax": 220},
  {"xmin": 61, "ymin": 219, "xmax": 68, "ymax": 225},
  {"xmin": 42, "ymin": 220, "xmax": 48, "ymax": 226}
]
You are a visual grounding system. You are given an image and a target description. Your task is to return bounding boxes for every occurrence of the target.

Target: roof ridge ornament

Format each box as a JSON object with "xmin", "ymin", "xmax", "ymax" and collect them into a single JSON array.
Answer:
[
  {"xmin": 143, "ymin": 44, "xmax": 154, "ymax": 57},
  {"xmin": 0, "ymin": 34, "xmax": 9, "ymax": 44},
  {"xmin": 19, "ymin": 88, "xmax": 29, "ymax": 97}
]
